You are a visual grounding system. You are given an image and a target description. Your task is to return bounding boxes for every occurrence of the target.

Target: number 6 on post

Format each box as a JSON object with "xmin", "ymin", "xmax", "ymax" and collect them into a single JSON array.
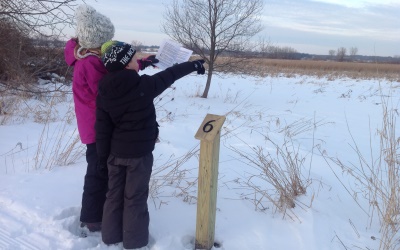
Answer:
[{"xmin": 195, "ymin": 114, "xmax": 226, "ymax": 142}]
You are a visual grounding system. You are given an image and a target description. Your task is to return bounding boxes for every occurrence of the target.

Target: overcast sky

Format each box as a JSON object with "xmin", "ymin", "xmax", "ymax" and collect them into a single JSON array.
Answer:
[{"xmin": 73, "ymin": 0, "xmax": 400, "ymax": 57}]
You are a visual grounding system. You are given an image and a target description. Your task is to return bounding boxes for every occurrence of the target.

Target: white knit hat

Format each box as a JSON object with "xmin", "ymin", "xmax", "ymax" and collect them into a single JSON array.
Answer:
[{"xmin": 75, "ymin": 4, "xmax": 115, "ymax": 49}]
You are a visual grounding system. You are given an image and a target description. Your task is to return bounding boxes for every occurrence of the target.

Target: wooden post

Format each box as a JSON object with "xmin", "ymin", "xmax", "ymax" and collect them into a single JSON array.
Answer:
[{"xmin": 194, "ymin": 114, "xmax": 226, "ymax": 250}]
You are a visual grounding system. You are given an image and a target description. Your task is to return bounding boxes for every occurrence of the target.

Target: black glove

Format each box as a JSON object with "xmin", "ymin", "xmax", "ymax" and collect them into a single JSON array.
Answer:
[
  {"xmin": 139, "ymin": 55, "xmax": 159, "ymax": 70},
  {"xmin": 192, "ymin": 60, "xmax": 205, "ymax": 75}
]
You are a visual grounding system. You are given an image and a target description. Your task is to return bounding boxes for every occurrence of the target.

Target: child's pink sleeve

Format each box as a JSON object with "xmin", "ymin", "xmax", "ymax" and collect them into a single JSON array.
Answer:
[{"xmin": 64, "ymin": 39, "xmax": 77, "ymax": 66}]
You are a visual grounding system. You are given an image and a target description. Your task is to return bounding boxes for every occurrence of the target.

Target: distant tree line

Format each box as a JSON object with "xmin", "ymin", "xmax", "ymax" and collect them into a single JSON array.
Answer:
[
  {"xmin": 258, "ymin": 45, "xmax": 299, "ymax": 59},
  {"xmin": 328, "ymin": 46, "xmax": 360, "ymax": 62},
  {"xmin": 130, "ymin": 40, "xmax": 159, "ymax": 52},
  {"xmin": 135, "ymin": 40, "xmax": 400, "ymax": 64}
]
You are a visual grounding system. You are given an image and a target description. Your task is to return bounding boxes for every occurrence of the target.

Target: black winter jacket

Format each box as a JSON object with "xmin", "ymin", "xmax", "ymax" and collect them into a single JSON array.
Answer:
[{"xmin": 96, "ymin": 61, "xmax": 196, "ymax": 161}]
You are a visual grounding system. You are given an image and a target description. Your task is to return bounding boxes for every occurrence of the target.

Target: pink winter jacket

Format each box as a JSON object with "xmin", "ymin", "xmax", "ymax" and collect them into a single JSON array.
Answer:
[{"xmin": 64, "ymin": 39, "xmax": 108, "ymax": 144}]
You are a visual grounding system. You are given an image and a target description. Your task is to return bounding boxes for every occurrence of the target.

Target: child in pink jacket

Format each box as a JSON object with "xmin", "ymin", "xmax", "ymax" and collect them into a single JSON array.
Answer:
[{"xmin": 64, "ymin": 4, "xmax": 114, "ymax": 236}]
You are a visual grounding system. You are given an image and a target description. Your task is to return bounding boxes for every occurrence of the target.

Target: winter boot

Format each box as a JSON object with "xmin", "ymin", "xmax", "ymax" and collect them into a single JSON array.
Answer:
[{"xmin": 79, "ymin": 222, "xmax": 102, "ymax": 237}]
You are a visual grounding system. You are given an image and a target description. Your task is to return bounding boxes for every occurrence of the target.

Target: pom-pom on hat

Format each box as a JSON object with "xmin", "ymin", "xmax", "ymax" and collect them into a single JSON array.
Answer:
[
  {"xmin": 75, "ymin": 4, "xmax": 115, "ymax": 49},
  {"xmin": 101, "ymin": 41, "xmax": 136, "ymax": 72}
]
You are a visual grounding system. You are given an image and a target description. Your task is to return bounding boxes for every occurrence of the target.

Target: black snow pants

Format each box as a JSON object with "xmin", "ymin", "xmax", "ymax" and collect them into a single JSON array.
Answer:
[
  {"xmin": 80, "ymin": 143, "xmax": 108, "ymax": 223},
  {"xmin": 102, "ymin": 153, "xmax": 153, "ymax": 249}
]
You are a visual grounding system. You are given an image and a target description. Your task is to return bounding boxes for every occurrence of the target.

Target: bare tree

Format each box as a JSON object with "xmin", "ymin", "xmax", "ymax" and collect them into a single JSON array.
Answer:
[
  {"xmin": 162, "ymin": 0, "xmax": 264, "ymax": 98},
  {"xmin": 336, "ymin": 47, "xmax": 346, "ymax": 62},
  {"xmin": 0, "ymin": 0, "xmax": 76, "ymax": 38},
  {"xmin": 256, "ymin": 37, "xmax": 272, "ymax": 57},
  {"xmin": 349, "ymin": 46, "xmax": 358, "ymax": 61},
  {"xmin": 131, "ymin": 40, "xmax": 143, "ymax": 52},
  {"xmin": 265, "ymin": 46, "xmax": 298, "ymax": 59},
  {"xmin": 328, "ymin": 49, "xmax": 336, "ymax": 59}
]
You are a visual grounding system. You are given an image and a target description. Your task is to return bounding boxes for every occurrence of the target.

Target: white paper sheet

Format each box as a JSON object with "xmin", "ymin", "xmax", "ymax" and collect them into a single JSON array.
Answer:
[{"xmin": 155, "ymin": 40, "xmax": 193, "ymax": 69}]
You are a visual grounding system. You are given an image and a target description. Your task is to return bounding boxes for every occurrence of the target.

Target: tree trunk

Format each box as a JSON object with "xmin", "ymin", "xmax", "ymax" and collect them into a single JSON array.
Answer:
[{"xmin": 201, "ymin": 67, "xmax": 213, "ymax": 98}]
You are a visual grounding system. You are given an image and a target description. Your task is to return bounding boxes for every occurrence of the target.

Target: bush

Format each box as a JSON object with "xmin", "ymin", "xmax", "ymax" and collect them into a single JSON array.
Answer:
[
  {"xmin": 0, "ymin": 19, "xmax": 71, "ymax": 88},
  {"xmin": 0, "ymin": 19, "xmax": 31, "ymax": 82}
]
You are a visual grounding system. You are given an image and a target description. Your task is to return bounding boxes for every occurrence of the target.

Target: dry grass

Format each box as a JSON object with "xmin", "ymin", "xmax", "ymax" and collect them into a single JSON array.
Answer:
[
  {"xmin": 225, "ymin": 116, "xmax": 324, "ymax": 221},
  {"xmin": 243, "ymin": 59, "xmax": 400, "ymax": 81},
  {"xmin": 323, "ymin": 86, "xmax": 400, "ymax": 250},
  {"xmin": 0, "ymin": 82, "xmax": 84, "ymax": 171},
  {"xmin": 203, "ymin": 56, "xmax": 400, "ymax": 81},
  {"xmin": 33, "ymin": 96, "xmax": 82, "ymax": 170},
  {"xmin": 228, "ymin": 137, "xmax": 308, "ymax": 221},
  {"xmin": 149, "ymin": 146, "xmax": 200, "ymax": 208}
]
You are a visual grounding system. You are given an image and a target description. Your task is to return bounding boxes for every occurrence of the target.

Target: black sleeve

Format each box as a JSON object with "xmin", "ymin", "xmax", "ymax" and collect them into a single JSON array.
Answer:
[
  {"xmin": 95, "ymin": 97, "xmax": 114, "ymax": 161},
  {"xmin": 142, "ymin": 61, "xmax": 195, "ymax": 98}
]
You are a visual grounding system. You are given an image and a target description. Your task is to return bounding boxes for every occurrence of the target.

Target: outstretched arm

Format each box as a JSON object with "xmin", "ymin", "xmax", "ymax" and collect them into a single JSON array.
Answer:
[{"xmin": 142, "ymin": 60, "xmax": 205, "ymax": 98}]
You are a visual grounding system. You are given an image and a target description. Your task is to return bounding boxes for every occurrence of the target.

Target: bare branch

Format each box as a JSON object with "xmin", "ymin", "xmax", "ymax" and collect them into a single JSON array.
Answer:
[{"xmin": 0, "ymin": 0, "xmax": 77, "ymax": 38}]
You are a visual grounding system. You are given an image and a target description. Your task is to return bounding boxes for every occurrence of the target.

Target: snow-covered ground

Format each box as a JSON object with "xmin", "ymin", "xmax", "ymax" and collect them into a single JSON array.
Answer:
[{"xmin": 0, "ymin": 67, "xmax": 399, "ymax": 249}]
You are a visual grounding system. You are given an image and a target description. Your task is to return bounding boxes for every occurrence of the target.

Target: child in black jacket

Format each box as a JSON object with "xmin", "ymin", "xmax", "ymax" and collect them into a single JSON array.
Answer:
[{"xmin": 96, "ymin": 40, "xmax": 205, "ymax": 249}]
